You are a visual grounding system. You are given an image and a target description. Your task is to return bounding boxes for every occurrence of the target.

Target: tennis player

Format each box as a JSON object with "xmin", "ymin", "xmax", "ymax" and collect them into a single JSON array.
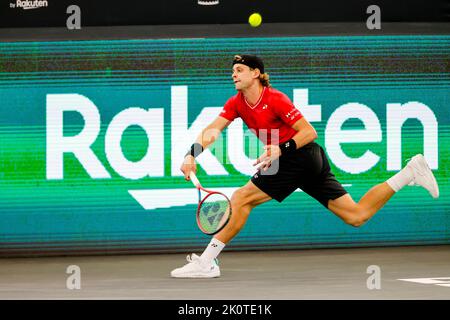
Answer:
[{"xmin": 171, "ymin": 54, "xmax": 439, "ymax": 278}]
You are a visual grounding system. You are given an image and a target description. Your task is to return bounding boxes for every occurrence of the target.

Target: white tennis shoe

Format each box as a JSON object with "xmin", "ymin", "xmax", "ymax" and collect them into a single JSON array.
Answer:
[
  {"xmin": 406, "ymin": 154, "xmax": 439, "ymax": 198},
  {"xmin": 170, "ymin": 254, "xmax": 220, "ymax": 278}
]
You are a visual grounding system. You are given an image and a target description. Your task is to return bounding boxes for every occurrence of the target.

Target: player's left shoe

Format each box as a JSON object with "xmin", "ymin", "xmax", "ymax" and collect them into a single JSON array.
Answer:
[
  {"xmin": 170, "ymin": 254, "xmax": 220, "ymax": 278},
  {"xmin": 406, "ymin": 154, "xmax": 439, "ymax": 198}
]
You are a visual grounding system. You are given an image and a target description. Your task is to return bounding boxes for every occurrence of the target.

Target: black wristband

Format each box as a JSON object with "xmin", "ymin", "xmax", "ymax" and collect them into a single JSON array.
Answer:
[
  {"xmin": 185, "ymin": 143, "xmax": 204, "ymax": 158},
  {"xmin": 279, "ymin": 139, "xmax": 297, "ymax": 155}
]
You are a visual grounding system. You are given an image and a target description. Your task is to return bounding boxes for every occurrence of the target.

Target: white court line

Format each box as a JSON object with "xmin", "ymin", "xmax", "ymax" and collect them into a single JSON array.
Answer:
[{"xmin": 397, "ymin": 277, "xmax": 450, "ymax": 288}]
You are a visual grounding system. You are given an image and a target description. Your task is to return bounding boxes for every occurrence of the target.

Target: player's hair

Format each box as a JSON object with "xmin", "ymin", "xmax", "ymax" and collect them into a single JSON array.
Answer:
[
  {"xmin": 259, "ymin": 72, "xmax": 271, "ymax": 87},
  {"xmin": 250, "ymin": 67, "xmax": 271, "ymax": 87}
]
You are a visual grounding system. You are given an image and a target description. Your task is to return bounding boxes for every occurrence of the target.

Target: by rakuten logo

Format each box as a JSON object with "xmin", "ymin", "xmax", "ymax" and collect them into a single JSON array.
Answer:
[{"xmin": 12, "ymin": 0, "xmax": 48, "ymax": 10}]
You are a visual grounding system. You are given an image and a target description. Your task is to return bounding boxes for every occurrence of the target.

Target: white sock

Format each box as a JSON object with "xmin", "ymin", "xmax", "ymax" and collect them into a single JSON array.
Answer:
[
  {"xmin": 386, "ymin": 166, "xmax": 414, "ymax": 192},
  {"xmin": 200, "ymin": 238, "xmax": 225, "ymax": 264}
]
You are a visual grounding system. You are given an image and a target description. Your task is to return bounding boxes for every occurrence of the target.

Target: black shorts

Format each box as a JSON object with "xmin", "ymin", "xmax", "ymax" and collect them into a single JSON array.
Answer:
[{"xmin": 251, "ymin": 142, "xmax": 348, "ymax": 208}]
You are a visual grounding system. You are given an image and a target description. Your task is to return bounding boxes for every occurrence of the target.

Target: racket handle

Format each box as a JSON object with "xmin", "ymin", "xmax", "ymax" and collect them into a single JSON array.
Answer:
[{"xmin": 189, "ymin": 171, "xmax": 201, "ymax": 188}]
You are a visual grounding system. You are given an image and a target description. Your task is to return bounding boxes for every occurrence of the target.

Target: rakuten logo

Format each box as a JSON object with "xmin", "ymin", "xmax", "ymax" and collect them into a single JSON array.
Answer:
[
  {"xmin": 45, "ymin": 86, "xmax": 438, "ymax": 180},
  {"xmin": 15, "ymin": 0, "xmax": 48, "ymax": 10}
]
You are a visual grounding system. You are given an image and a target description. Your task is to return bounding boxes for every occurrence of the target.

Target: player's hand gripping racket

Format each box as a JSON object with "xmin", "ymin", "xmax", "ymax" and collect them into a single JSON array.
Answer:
[{"xmin": 189, "ymin": 172, "xmax": 232, "ymax": 235}]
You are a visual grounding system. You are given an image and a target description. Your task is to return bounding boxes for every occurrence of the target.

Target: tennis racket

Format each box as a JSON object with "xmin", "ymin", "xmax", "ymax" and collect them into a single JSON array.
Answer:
[{"xmin": 189, "ymin": 171, "xmax": 232, "ymax": 235}]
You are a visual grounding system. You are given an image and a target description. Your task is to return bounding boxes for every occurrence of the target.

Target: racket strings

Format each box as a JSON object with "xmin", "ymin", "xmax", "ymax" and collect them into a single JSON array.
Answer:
[{"xmin": 198, "ymin": 194, "xmax": 230, "ymax": 234}]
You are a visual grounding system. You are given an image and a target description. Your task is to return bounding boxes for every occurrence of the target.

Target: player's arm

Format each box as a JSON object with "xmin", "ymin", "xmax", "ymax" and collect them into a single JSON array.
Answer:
[
  {"xmin": 289, "ymin": 117, "xmax": 318, "ymax": 149},
  {"xmin": 181, "ymin": 116, "xmax": 232, "ymax": 180},
  {"xmin": 193, "ymin": 116, "xmax": 232, "ymax": 150}
]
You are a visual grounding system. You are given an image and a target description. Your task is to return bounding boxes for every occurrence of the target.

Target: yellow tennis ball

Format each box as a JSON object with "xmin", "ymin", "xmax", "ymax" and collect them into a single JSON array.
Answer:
[{"xmin": 248, "ymin": 13, "xmax": 262, "ymax": 27}]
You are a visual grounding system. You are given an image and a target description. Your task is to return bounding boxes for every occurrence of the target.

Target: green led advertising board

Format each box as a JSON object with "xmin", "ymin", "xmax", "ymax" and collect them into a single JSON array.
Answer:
[{"xmin": 0, "ymin": 35, "xmax": 449, "ymax": 256}]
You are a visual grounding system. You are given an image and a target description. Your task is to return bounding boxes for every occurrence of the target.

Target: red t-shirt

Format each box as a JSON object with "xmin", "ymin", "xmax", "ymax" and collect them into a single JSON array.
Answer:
[{"xmin": 220, "ymin": 87, "xmax": 303, "ymax": 145}]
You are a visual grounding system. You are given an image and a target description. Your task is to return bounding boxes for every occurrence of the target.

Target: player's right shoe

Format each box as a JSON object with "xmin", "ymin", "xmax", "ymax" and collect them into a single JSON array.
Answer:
[
  {"xmin": 170, "ymin": 254, "xmax": 220, "ymax": 278},
  {"xmin": 406, "ymin": 154, "xmax": 439, "ymax": 198}
]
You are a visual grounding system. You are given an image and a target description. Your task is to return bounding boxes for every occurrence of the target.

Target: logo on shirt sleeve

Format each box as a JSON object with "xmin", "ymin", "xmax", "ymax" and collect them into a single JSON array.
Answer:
[{"xmin": 285, "ymin": 108, "xmax": 300, "ymax": 120}]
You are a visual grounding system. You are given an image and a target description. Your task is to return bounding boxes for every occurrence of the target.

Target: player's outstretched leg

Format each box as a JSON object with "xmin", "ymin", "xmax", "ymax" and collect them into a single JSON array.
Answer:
[
  {"xmin": 328, "ymin": 154, "xmax": 439, "ymax": 227},
  {"xmin": 170, "ymin": 181, "xmax": 271, "ymax": 278}
]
